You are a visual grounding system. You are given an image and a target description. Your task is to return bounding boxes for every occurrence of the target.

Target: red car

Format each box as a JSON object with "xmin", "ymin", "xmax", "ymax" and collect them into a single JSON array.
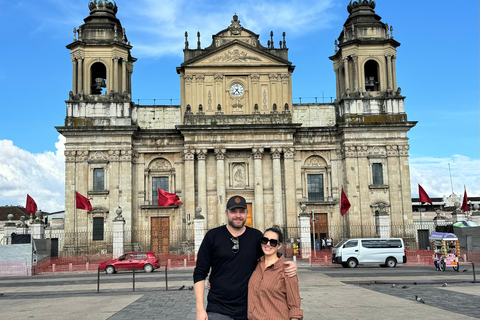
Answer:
[{"xmin": 99, "ymin": 251, "xmax": 160, "ymax": 274}]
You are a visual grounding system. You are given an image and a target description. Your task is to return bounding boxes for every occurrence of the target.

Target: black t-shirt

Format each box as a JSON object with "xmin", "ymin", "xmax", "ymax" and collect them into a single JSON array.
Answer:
[{"xmin": 193, "ymin": 225, "xmax": 263, "ymax": 318}]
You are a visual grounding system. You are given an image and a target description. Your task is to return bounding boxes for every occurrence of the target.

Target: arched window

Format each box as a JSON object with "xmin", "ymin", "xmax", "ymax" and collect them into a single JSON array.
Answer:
[
  {"xmin": 91, "ymin": 62, "xmax": 107, "ymax": 95},
  {"xmin": 364, "ymin": 60, "xmax": 379, "ymax": 91}
]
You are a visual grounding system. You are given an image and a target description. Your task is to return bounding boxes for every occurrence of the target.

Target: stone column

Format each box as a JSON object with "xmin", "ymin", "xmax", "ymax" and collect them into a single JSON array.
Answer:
[
  {"xmin": 343, "ymin": 57, "xmax": 350, "ymax": 93},
  {"xmin": 352, "ymin": 55, "xmax": 359, "ymax": 92},
  {"xmin": 113, "ymin": 57, "xmax": 119, "ymax": 92},
  {"xmin": 215, "ymin": 148, "xmax": 227, "ymax": 225},
  {"xmin": 72, "ymin": 58, "xmax": 77, "ymax": 94},
  {"xmin": 284, "ymin": 147, "xmax": 296, "ymax": 227},
  {"xmin": 122, "ymin": 58, "xmax": 127, "ymax": 93},
  {"xmin": 77, "ymin": 58, "xmax": 83, "ymax": 93},
  {"xmin": 184, "ymin": 149, "xmax": 196, "ymax": 222},
  {"xmin": 30, "ymin": 211, "xmax": 45, "ymax": 240},
  {"xmin": 271, "ymin": 148, "xmax": 284, "ymax": 227},
  {"xmin": 386, "ymin": 54, "xmax": 393, "ymax": 90},
  {"xmin": 3, "ymin": 214, "xmax": 16, "ymax": 245},
  {"xmin": 392, "ymin": 56, "xmax": 397, "ymax": 90},
  {"xmin": 334, "ymin": 68, "xmax": 340, "ymax": 99},
  {"xmin": 376, "ymin": 205, "xmax": 391, "ymax": 238},
  {"xmin": 196, "ymin": 149, "xmax": 208, "ymax": 228},
  {"xmin": 194, "ymin": 207, "xmax": 205, "ymax": 255},
  {"xmin": 112, "ymin": 207, "xmax": 125, "ymax": 258},
  {"xmin": 253, "ymin": 148, "xmax": 265, "ymax": 231},
  {"xmin": 298, "ymin": 207, "xmax": 311, "ymax": 260}
]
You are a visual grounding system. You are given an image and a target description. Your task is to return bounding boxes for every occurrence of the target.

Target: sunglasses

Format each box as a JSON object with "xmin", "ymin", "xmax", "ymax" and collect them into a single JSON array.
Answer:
[
  {"xmin": 231, "ymin": 237, "xmax": 239, "ymax": 253},
  {"xmin": 260, "ymin": 237, "xmax": 279, "ymax": 247}
]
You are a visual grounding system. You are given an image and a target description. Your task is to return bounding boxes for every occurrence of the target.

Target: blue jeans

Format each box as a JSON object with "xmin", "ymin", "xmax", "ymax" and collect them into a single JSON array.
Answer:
[{"xmin": 207, "ymin": 312, "xmax": 247, "ymax": 320}]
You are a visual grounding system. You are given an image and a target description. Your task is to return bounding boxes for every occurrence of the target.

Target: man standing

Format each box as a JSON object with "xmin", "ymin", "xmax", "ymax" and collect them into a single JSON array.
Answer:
[{"xmin": 193, "ymin": 195, "xmax": 296, "ymax": 320}]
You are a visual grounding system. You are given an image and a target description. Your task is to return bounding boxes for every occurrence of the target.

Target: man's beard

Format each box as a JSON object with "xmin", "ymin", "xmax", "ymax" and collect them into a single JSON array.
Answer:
[{"xmin": 228, "ymin": 218, "xmax": 245, "ymax": 229}]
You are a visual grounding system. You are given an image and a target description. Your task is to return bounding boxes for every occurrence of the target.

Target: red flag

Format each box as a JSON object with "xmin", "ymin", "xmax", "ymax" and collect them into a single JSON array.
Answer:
[
  {"xmin": 340, "ymin": 186, "xmax": 351, "ymax": 216},
  {"xmin": 418, "ymin": 184, "xmax": 432, "ymax": 205},
  {"xmin": 76, "ymin": 192, "xmax": 92, "ymax": 211},
  {"xmin": 461, "ymin": 186, "xmax": 468, "ymax": 213},
  {"xmin": 26, "ymin": 194, "xmax": 37, "ymax": 214},
  {"xmin": 158, "ymin": 189, "xmax": 183, "ymax": 206}
]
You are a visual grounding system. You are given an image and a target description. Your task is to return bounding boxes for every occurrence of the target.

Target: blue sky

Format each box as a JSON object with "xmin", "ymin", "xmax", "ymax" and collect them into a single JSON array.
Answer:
[{"xmin": 0, "ymin": 0, "xmax": 478, "ymax": 211}]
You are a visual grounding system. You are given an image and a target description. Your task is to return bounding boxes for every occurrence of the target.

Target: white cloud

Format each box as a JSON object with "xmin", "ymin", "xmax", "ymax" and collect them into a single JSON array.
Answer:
[
  {"xmin": 0, "ymin": 136, "xmax": 65, "ymax": 212},
  {"xmin": 120, "ymin": 0, "xmax": 337, "ymax": 58},
  {"xmin": 410, "ymin": 155, "xmax": 480, "ymax": 198}
]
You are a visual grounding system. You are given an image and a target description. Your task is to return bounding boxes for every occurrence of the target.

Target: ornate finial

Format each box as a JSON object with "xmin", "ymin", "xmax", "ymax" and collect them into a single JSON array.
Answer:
[
  {"xmin": 114, "ymin": 206, "xmax": 125, "ymax": 221},
  {"xmin": 270, "ymin": 31, "xmax": 274, "ymax": 48},
  {"xmin": 267, "ymin": 40, "xmax": 271, "ymax": 48},
  {"xmin": 347, "ymin": 0, "xmax": 376, "ymax": 14},
  {"xmin": 228, "ymin": 13, "xmax": 242, "ymax": 35},
  {"xmin": 334, "ymin": 39, "xmax": 338, "ymax": 53},
  {"xmin": 122, "ymin": 28, "xmax": 126, "ymax": 43},
  {"xmin": 73, "ymin": 27, "xmax": 77, "ymax": 41},
  {"xmin": 197, "ymin": 31, "xmax": 201, "ymax": 49},
  {"xmin": 185, "ymin": 31, "xmax": 189, "ymax": 49},
  {"xmin": 389, "ymin": 25, "xmax": 394, "ymax": 39},
  {"xmin": 282, "ymin": 32, "xmax": 286, "ymax": 48},
  {"xmin": 114, "ymin": 24, "xmax": 118, "ymax": 41}
]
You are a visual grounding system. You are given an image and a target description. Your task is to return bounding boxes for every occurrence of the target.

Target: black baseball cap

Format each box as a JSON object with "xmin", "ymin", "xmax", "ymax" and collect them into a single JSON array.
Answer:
[{"xmin": 226, "ymin": 195, "xmax": 247, "ymax": 210}]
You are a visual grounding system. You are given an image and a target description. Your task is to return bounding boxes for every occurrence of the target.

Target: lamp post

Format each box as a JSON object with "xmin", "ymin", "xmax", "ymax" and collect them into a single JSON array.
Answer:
[{"xmin": 311, "ymin": 210, "xmax": 318, "ymax": 257}]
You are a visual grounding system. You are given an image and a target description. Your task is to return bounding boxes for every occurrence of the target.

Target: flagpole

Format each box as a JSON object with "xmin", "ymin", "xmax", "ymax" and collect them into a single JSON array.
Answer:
[{"xmin": 75, "ymin": 193, "xmax": 78, "ymax": 255}]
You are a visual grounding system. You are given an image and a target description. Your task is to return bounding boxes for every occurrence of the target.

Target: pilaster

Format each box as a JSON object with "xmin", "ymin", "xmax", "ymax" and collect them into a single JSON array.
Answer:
[{"xmin": 253, "ymin": 147, "xmax": 264, "ymax": 231}]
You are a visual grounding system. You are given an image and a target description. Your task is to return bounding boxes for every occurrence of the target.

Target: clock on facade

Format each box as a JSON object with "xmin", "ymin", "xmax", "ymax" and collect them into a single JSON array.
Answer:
[{"xmin": 230, "ymin": 83, "xmax": 244, "ymax": 97}]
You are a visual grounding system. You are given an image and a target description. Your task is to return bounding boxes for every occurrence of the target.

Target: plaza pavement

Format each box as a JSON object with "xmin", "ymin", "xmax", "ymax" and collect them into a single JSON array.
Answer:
[{"xmin": 0, "ymin": 264, "xmax": 478, "ymax": 319}]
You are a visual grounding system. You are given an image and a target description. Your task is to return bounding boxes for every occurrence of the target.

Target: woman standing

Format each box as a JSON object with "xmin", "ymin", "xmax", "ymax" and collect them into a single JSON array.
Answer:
[{"xmin": 247, "ymin": 227, "xmax": 303, "ymax": 320}]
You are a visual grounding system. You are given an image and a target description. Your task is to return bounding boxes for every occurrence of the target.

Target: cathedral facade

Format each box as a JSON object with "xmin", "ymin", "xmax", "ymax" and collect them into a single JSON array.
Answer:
[{"xmin": 57, "ymin": 0, "xmax": 417, "ymax": 254}]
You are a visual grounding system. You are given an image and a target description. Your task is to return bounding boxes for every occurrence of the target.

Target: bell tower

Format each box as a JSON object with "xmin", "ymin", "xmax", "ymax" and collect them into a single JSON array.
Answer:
[
  {"xmin": 67, "ymin": 0, "xmax": 135, "ymax": 97},
  {"xmin": 65, "ymin": 0, "xmax": 136, "ymax": 128},
  {"xmin": 330, "ymin": 0, "xmax": 402, "ymax": 114},
  {"xmin": 330, "ymin": 0, "xmax": 416, "ymax": 237}
]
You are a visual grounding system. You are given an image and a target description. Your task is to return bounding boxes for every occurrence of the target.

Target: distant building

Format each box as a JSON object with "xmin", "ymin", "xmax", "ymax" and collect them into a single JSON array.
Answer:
[{"xmin": 57, "ymin": 0, "xmax": 417, "ymax": 254}]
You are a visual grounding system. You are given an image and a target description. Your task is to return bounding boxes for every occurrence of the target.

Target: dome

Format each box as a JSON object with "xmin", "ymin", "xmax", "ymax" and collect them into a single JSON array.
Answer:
[{"xmin": 88, "ymin": 0, "xmax": 117, "ymax": 14}]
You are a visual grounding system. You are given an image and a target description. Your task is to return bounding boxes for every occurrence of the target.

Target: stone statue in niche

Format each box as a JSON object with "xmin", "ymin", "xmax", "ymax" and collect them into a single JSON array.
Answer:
[{"xmin": 233, "ymin": 165, "xmax": 245, "ymax": 188}]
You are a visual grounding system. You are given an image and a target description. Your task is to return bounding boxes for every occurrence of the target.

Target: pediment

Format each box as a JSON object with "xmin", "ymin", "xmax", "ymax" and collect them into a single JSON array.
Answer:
[{"xmin": 188, "ymin": 43, "xmax": 285, "ymax": 67}]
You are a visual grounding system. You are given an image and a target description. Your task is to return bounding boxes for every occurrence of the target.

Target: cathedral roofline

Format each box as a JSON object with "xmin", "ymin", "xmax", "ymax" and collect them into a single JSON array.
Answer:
[{"xmin": 177, "ymin": 39, "xmax": 294, "ymax": 74}]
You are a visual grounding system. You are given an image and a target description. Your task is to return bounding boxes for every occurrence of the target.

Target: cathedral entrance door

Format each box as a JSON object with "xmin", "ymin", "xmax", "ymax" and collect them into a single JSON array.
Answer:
[
  {"xmin": 311, "ymin": 213, "xmax": 328, "ymax": 247},
  {"xmin": 151, "ymin": 217, "xmax": 170, "ymax": 255}
]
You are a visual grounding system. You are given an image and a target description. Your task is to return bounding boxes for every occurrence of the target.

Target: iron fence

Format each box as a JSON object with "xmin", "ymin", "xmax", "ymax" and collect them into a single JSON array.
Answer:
[{"xmin": 42, "ymin": 221, "xmax": 448, "ymax": 256}]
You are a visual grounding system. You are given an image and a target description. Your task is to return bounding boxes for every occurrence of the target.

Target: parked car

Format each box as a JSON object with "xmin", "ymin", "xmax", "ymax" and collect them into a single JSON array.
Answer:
[
  {"xmin": 99, "ymin": 251, "xmax": 160, "ymax": 274},
  {"xmin": 332, "ymin": 238, "xmax": 406, "ymax": 268}
]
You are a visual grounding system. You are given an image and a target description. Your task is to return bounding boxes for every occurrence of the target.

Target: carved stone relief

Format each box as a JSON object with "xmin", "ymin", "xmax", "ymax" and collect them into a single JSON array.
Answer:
[
  {"xmin": 149, "ymin": 158, "xmax": 171, "ymax": 170},
  {"xmin": 210, "ymin": 49, "xmax": 262, "ymax": 63},
  {"xmin": 232, "ymin": 163, "xmax": 246, "ymax": 188}
]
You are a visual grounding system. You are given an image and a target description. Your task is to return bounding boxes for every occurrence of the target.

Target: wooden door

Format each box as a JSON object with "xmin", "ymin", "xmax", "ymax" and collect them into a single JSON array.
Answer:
[
  {"xmin": 310, "ymin": 213, "xmax": 328, "ymax": 242},
  {"xmin": 246, "ymin": 203, "xmax": 253, "ymax": 227},
  {"xmin": 151, "ymin": 217, "xmax": 170, "ymax": 255}
]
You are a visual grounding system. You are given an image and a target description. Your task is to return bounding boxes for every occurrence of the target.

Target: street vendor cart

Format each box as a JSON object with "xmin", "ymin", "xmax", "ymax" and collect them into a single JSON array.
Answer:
[{"xmin": 429, "ymin": 232, "xmax": 460, "ymax": 272}]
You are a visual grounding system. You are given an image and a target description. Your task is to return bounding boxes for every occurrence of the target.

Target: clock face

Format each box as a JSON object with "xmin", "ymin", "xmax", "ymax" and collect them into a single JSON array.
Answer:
[{"xmin": 230, "ymin": 83, "xmax": 244, "ymax": 97}]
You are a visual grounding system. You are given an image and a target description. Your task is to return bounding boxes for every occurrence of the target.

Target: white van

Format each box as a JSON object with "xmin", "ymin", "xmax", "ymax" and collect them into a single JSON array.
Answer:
[{"xmin": 332, "ymin": 238, "xmax": 406, "ymax": 268}]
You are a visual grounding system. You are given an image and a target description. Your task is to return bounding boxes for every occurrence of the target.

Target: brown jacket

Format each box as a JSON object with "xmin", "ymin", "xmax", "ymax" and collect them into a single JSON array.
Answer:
[{"xmin": 247, "ymin": 254, "xmax": 303, "ymax": 320}]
